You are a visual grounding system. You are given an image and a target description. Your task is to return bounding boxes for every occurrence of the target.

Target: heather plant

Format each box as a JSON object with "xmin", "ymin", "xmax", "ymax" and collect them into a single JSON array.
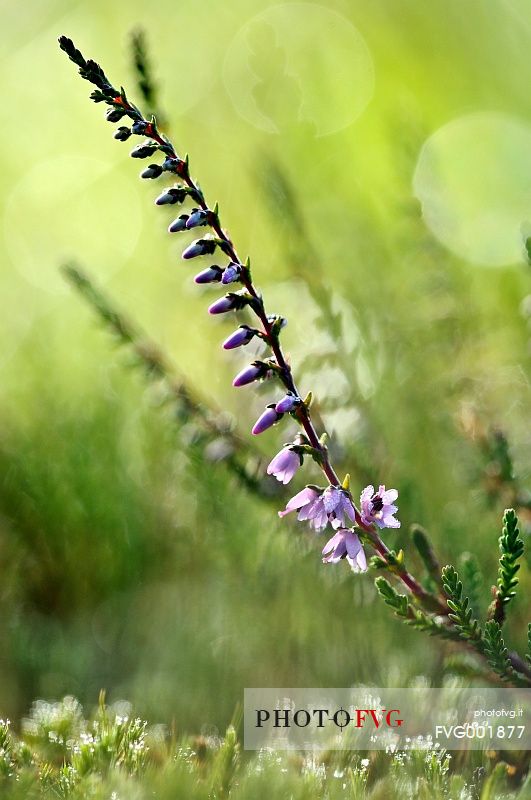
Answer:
[{"xmin": 58, "ymin": 34, "xmax": 531, "ymax": 695}]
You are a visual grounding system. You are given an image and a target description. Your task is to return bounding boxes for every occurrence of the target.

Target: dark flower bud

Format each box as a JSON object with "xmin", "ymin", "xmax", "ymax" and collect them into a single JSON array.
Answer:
[
  {"xmin": 141, "ymin": 163, "xmax": 163, "ymax": 179},
  {"xmin": 131, "ymin": 120, "xmax": 148, "ymax": 135},
  {"xmin": 185, "ymin": 209, "xmax": 208, "ymax": 229},
  {"xmin": 106, "ymin": 107, "xmax": 126, "ymax": 123},
  {"xmin": 155, "ymin": 187, "xmax": 188, "ymax": 206},
  {"xmin": 114, "ymin": 126, "xmax": 132, "ymax": 141},
  {"xmin": 194, "ymin": 266, "xmax": 224, "ymax": 284},
  {"xmin": 221, "ymin": 263, "xmax": 241, "ymax": 284},
  {"xmin": 182, "ymin": 237, "xmax": 218, "ymax": 259},
  {"xmin": 168, "ymin": 214, "xmax": 190, "ymax": 233},
  {"xmin": 130, "ymin": 142, "xmax": 158, "ymax": 159},
  {"xmin": 222, "ymin": 325, "xmax": 256, "ymax": 349}
]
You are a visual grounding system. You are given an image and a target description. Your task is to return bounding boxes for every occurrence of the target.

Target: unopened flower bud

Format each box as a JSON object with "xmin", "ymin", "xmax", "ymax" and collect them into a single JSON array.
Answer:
[
  {"xmin": 114, "ymin": 126, "xmax": 132, "ymax": 141},
  {"xmin": 275, "ymin": 393, "xmax": 301, "ymax": 414},
  {"xmin": 194, "ymin": 266, "xmax": 224, "ymax": 284},
  {"xmin": 208, "ymin": 295, "xmax": 238, "ymax": 314},
  {"xmin": 155, "ymin": 187, "xmax": 188, "ymax": 205},
  {"xmin": 182, "ymin": 237, "xmax": 218, "ymax": 259},
  {"xmin": 106, "ymin": 107, "xmax": 126, "ymax": 123},
  {"xmin": 222, "ymin": 325, "xmax": 256, "ymax": 349},
  {"xmin": 252, "ymin": 405, "xmax": 282, "ymax": 435},
  {"xmin": 131, "ymin": 120, "xmax": 148, "ymax": 135},
  {"xmin": 162, "ymin": 157, "xmax": 187, "ymax": 176},
  {"xmin": 221, "ymin": 263, "xmax": 241, "ymax": 284},
  {"xmin": 186, "ymin": 209, "xmax": 208, "ymax": 229},
  {"xmin": 141, "ymin": 163, "xmax": 163, "ymax": 179},
  {"xmin": 232, "ymin": 361, "xmax": 267, "ymax": 387},
  {"xmin": 168, "ymin": 214, "xmax": 189, "ymax": 233},
  {"xmin": 131, "ymin": 142, "xmax": 158, "ymax": 159}
]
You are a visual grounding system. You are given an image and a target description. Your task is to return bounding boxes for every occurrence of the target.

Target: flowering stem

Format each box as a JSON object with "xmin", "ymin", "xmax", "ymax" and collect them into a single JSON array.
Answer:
[
  {"xmin": 135, "ymin": 115, "xmax": 443, "ymax": 611},
  {"xmin": 158, "ymin": 139, "xmax": 437, "ymax": 604},
  {"xmin": 57, "ymin": 34, "xmax": 453, "ymax": 654},
  {"xmin": 59, "ymin": 35, "xmax": 447, "ymax": 617}
]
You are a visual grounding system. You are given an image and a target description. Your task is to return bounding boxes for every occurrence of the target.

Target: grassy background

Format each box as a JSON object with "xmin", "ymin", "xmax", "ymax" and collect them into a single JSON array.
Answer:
[{"xmin": 0, "ymin": 0, "xmax": 530, "ymax": 747}]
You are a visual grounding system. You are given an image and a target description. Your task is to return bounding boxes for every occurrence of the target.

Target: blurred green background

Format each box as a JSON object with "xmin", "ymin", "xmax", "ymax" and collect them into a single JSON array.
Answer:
[{"xmin": 0, "ymin": 0, "xmax": 530, "ymax": 736}]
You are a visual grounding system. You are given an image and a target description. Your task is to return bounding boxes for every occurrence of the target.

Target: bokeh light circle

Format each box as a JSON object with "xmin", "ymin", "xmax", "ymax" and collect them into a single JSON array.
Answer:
[
  {"xmin": 223, "ymin": 3, "xmax": 374, "ymax": 136},
  {"xmin": 413, "ymin": 112, "xmax": 531, "ymax": 266}
]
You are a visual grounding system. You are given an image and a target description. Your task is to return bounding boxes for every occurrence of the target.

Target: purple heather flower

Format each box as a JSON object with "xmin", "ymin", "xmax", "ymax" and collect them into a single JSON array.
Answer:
[
  {"xmin": 186, "ymin": 208, "xmax": 208, "ymax": 229},
  {"xmin": 232, "ymin": 362, "xmax": 266, "ymax": 387},
  {"xmin": 321, "ymin": 486, "xmax": 356, "ymax": 528},
  {"xmin": 278, "ymin": 487, "xmax": 320, "ymax": 519},
  {"xmin": 168, "ymin": 214, "xmax": 189, "ymax": 233},
  {"xmin": 322, "ymin": 529, "xmax": 367, "ymax": 572},
  {"xmin": 194, "ymin": 266, "xmax": 223, "ymax": 284},
  {"xmin": 278, "ymin": 485, "xmax": 355, "ymax": 531},
  {"xmin": 222, "ymin": 325, "xmax": 255, "ymax": 349},
  {"xmin": 222, "ymin": 263, "xmax": 241, "ymax": 284},
  {"xmin": 267, "ymin": 447, "xmax": 302, "ymax": 484},
  {"xmin": 252, "ymin": 405, "xmax": 282, "ymax": 435},
  {"xmin": 360, "ymin": 484, "xmax": 400, "ymax": 529},
  {"xmin": 275, "ymin": 393, "xmax": 300, "ymax": 414},
  {"xmin": 182, "ymin": 237, "xmax": 217, "ymax": 259},
  {"xmin": 295, "ymin": 490, "xmax": 329, "ymax": 530}
]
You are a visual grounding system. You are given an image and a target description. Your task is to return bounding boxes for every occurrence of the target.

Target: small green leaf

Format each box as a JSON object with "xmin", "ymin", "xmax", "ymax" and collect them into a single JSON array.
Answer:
[
  {"xmin": 483, "ymin": 620, "xmax": 513, "ymax": 681},
  {"xmin": 442, "ymin": 565, "xmax": 482, "ymax": 644}
]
